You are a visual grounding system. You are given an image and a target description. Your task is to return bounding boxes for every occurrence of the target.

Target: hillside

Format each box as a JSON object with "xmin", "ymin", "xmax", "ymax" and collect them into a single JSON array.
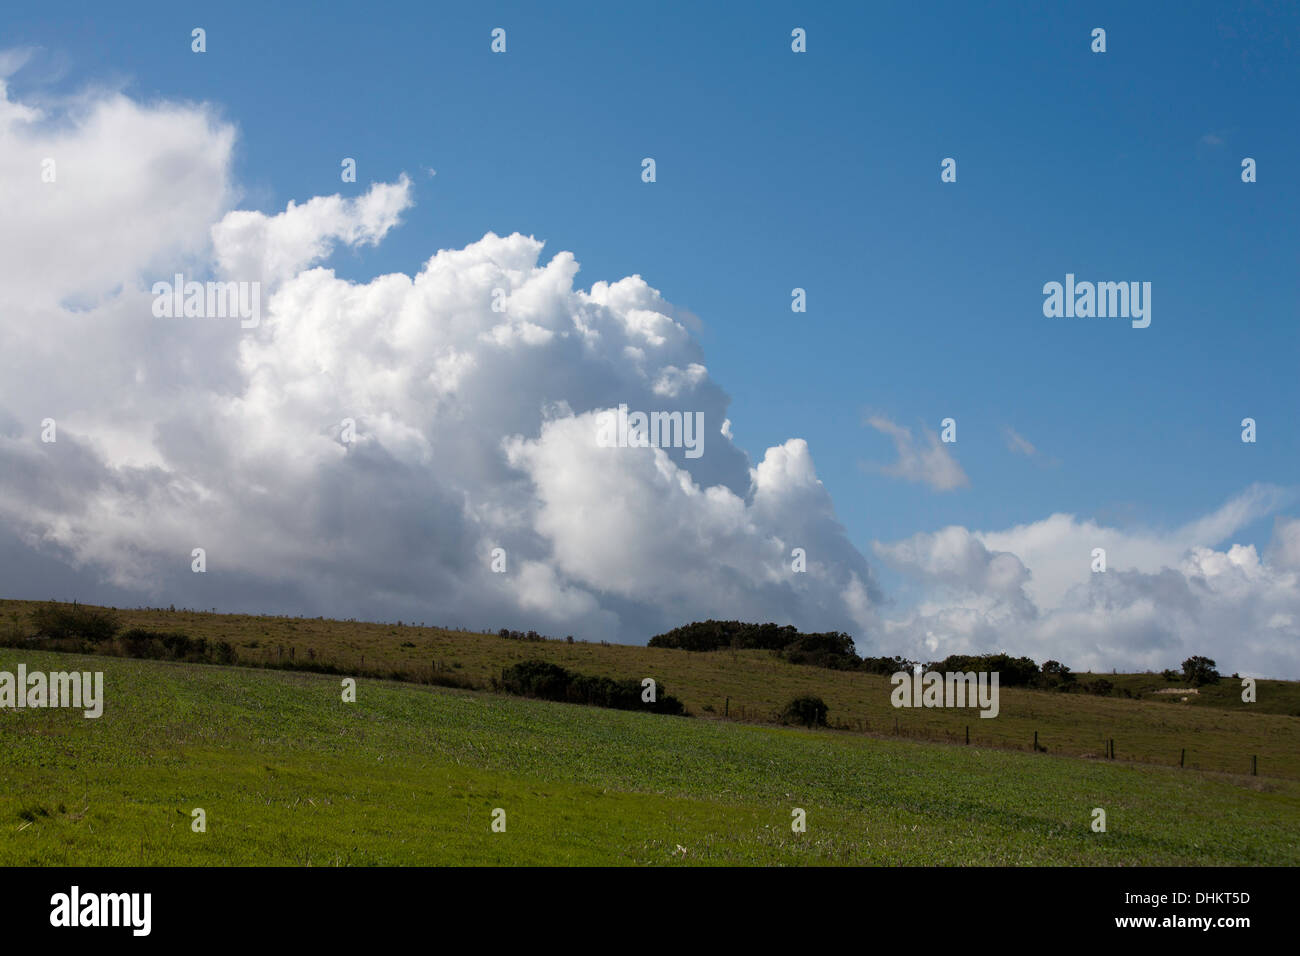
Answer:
[
  {"xmin": 2, "ymin": 648, "xmax": 1297, "ymax": 866},
  {"xmin": 3, "ymin": 599, "xmax": 1299, "ymax": 781}
]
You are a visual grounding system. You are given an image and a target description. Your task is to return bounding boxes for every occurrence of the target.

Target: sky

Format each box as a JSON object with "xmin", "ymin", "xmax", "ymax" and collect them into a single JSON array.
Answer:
[{"xmin": 1, "ymin": 1, "xmax": 1297, "ymax": 676}]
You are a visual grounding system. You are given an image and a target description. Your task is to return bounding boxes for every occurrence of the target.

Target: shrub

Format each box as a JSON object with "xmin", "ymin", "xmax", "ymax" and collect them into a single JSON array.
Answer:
[
  {"xmin": 499, "ymin": 659, "xmax": 685, "ymax": 716},
  {"xmin": 29, "ymin": 602, "xmax": 120, "ymax": 644},
  {"xmin": 116, "ymin": 628, "xmax": 235, "ymax": 664},
  {"xmin": 499, "ymin": 659, "xmax": 571, "ymax": 699},
  {"xmin": 780, "ymin": 695, "xmax": 828, "ymax": 727},
  {"xmin": 860, "ymin": 655, "xmax": 917, "ymax": 676},
  {"xmin": 497, "ymin": 628, "xmax": 549, "ymax": 642}
]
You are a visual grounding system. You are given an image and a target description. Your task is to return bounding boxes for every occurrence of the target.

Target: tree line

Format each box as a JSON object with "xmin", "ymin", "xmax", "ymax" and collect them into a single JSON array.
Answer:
[{"xmin": 648, "ymin": 620, "xmax": 1226, "ymax": 692}]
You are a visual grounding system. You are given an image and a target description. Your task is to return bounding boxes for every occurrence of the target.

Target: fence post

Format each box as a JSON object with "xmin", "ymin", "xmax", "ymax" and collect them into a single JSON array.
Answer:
[
  {"xmin": 1033, "ymin": 730, "xmax": 1038, "ymax": 751},
  {"xmin": 724, "ymin": 697, "xmax": 729, "ymax": 717},
  {"xmin": 1252, "ymin": 755, "xmax": 1257, "ymax": 776},
  {"xmin": 965, "ymin": 725, "xmax": 969, "ymax": 745}
]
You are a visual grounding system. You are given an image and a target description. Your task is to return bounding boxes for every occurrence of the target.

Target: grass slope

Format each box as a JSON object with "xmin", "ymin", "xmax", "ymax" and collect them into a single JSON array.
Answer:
[
  {"xmin": 4, "ymin": 599, "xmax": 1299, "ymax": 780},
  {"xmin": 2, "ymin": 650, "xmax": 1297, "ymax": 866}
]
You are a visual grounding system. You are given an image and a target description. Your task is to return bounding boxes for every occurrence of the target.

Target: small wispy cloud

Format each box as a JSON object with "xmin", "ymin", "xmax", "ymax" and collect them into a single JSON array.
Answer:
[
  {"xmin": 863, "ymin": 415, "xmax": 968, "ymax": 492},
  {"xmin": 1003, "ymin": 426, "xmax": 1038, "ymax": 457},
  {"xmin": 0, "ymin": 47, "xmax": 37, "ymax": 78},
  {"xmin": 1003, "ymin": 425, "xmax": 1060, "ymax": 467}
]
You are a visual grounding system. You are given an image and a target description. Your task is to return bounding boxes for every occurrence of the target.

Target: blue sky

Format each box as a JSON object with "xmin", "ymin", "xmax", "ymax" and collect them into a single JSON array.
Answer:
[{"xmin": 2, "ymin": 1, "xmax": 1298, "ymax": 670}]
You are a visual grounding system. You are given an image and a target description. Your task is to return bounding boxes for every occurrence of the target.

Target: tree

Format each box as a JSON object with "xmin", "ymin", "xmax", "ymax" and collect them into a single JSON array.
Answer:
[
  {"xmin": 1181, "ymin": 656, "xmax": 1221, "ymax": 686},
  {"xmin": 1039, "ymin": 659, "xmax": 1076, "ymax": 689}
]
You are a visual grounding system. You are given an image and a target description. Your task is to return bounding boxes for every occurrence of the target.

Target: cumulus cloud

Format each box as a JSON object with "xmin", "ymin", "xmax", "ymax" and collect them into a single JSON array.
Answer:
[
  {"xmin": 864, "ymin": 415, "xmax": 968, "ymax": 491},
  {"xmin": 211, "ymin": 176, "xmax": 413, "ymax": 285},
  {"xmin": 1267, "ymin": 516, "xmax": 1300, "ymax": 570},
  {"xmin": 0, "ymin": 75, "xmax": 879, "ymax": 643},
  {"xmin": 874, "ymin": 488, "xmax": 1300, "ymax": 677}
]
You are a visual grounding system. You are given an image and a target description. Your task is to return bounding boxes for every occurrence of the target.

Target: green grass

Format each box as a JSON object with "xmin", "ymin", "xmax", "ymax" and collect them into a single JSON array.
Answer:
[
  {"xmin": 2, "ymin": 649, "xmax": 1297, "ymax": 865},
  {"xmin": 4, "ymin": 598, "xmax": 1299, "ymax": 780}
]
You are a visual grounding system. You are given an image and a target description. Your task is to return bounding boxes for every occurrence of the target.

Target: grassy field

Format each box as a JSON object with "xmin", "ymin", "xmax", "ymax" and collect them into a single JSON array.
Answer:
[
  {"xmin": 4, "ymin": 599, "xmax": 1299, "ymax": 780},
  {"xmin": 2, "ymin": 649, "xmax": 1298, "ymax": 866}
]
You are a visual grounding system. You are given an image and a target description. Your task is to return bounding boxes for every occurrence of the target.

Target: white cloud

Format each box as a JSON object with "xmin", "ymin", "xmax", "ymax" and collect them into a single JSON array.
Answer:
[
  {"xmin": 1267, "ymin": 516, "xmax": 1300, "ymax": 570},
  {"xmin": 0, "ymin": 77, "xmax": 879, "ymax": 643},
  {"xmin": 211, "ymin": 175, "xmax": 412, "ymax": 285},
  {"xmin": 875, "ymin": 489, "xmax": 1300, "ymax": 676},
  {"xmin": 864, "ymin": 415, "xmax": 968, "ymax": 491}
]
